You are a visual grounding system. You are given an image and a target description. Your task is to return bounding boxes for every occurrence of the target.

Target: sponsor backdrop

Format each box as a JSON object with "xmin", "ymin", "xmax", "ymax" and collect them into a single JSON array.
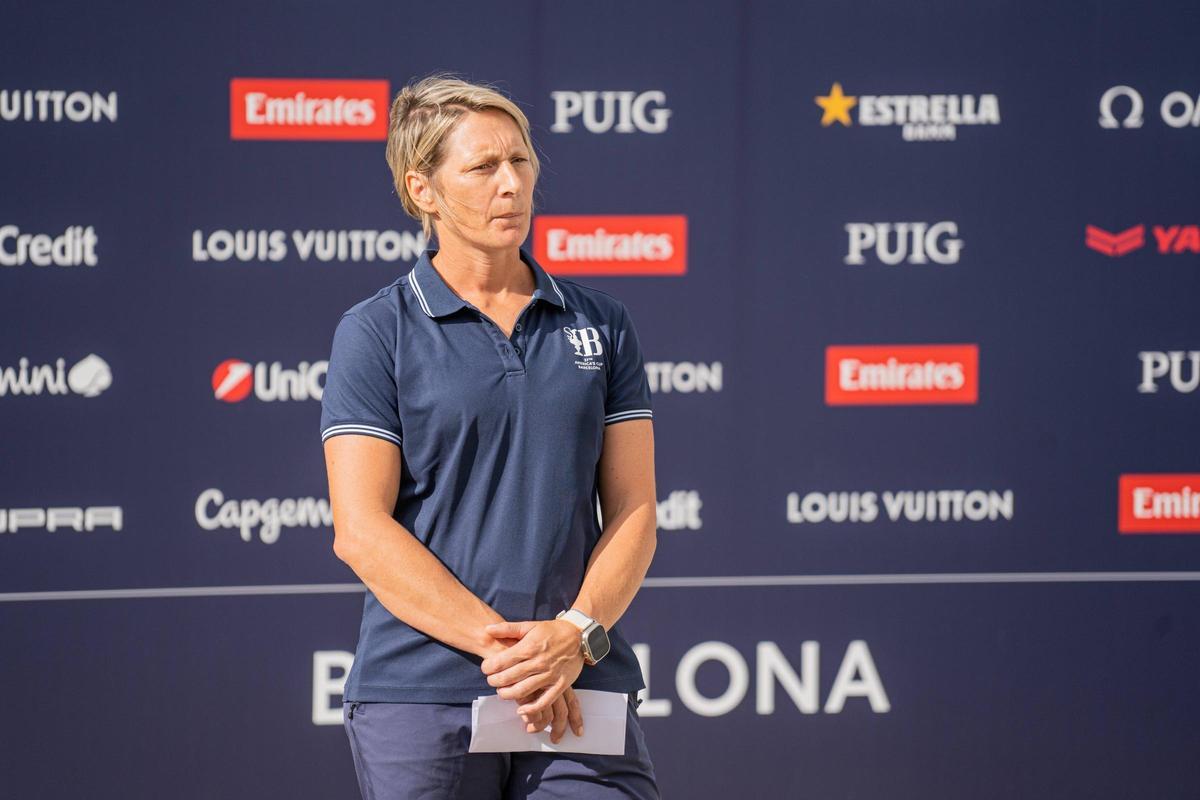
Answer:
[{"xmin": 3, "ymin": 1, "xmax": 1200, "ymax": 797}]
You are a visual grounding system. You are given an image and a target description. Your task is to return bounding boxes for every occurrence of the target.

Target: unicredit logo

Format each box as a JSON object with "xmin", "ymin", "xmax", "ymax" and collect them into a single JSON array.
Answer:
[
  {"xmin": 230, "ymin": 78, "xmax": 389, "ymax": 141},
  {"xmin": 533, "ymin": 215, "xmax": 687, "ymax": 275},
  {"xmin": 825, "ymin": 344, "xmax": 979, "ymax": 405},
  {"xmin": 1119, "ymin": 474, "xmax": 1200, "ymax": 534},
  {"xmin": 212, "ymin": 359, "xmax": 328, "ymax": 402}
]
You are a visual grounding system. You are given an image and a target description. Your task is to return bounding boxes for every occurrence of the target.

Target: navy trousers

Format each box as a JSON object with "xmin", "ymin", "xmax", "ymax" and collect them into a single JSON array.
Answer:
[{"xmin": 342, "ymin": 693, "xmax": 659, "ymax": 799}]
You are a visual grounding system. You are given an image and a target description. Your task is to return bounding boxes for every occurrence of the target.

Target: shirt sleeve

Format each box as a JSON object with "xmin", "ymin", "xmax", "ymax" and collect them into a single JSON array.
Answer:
[
  {"xmin": 604, "ymin": 302, "xmax": 654, "ymax": 426},
  {"xmin": 319, "ymin": 312, "xmax": 403, "ymax": 448}
]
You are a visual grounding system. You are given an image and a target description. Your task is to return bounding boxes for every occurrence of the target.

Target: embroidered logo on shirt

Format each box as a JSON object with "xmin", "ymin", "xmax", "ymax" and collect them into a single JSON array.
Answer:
[{"xmin": 563, "ymin": 327, "xmax": 605, "ymax": 371}]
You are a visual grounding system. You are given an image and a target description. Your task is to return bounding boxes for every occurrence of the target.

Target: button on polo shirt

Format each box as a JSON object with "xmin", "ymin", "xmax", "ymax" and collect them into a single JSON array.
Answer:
[{"xmin": 319, "ymin": 247, "xmax": 653, "ymax": 703}]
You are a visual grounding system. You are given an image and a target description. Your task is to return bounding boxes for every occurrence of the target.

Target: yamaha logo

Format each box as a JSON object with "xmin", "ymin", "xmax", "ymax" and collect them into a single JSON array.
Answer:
[
  {"xmin": 1085, "ymin": 225, "xmax": 1144, "ymax": 256},
  {"xmin": 1085, "ymin": 224, "xmax": 1200, "ymax": 256}
]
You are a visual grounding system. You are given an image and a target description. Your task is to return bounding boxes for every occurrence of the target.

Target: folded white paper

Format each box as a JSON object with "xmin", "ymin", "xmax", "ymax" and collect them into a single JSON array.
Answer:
[{"xmin": 468, "ymin": 689, "xmax": 628, "ymax": 755}]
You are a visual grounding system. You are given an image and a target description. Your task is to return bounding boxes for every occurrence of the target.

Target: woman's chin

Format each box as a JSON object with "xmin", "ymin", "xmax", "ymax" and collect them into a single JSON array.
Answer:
[{"xmin": 481, "ymin": 228, "xmax": 530, "ymax": 250}]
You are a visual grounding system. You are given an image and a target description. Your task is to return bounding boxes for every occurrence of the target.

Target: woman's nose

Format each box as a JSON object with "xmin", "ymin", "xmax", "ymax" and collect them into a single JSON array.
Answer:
[{"xmin": 496, "ymin": 161, "xmax": 522, "ymax": 194}]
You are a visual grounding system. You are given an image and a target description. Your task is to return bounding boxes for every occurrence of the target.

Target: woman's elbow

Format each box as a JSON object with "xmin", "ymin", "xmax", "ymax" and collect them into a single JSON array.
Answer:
[{"xmin": 331, "ymin": 517, "xmax": 364, "ymax": 567}]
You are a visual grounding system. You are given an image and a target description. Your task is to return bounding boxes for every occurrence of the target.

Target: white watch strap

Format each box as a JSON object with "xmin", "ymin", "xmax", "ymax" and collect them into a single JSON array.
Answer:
[{"xmin": 558, "ymin": 608, "xmax": 594, "ymax": 631}]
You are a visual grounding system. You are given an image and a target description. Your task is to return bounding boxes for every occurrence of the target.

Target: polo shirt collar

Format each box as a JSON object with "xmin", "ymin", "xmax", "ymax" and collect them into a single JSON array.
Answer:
[{"xmin": 407, "ymin": 247, "xmax": 567, "ymax": 319}]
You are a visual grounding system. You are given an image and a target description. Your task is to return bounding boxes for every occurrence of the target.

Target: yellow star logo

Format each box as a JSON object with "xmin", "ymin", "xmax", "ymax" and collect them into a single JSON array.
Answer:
[{"xmin": 815, "ymin": 83, "xmax": 857, "ymax": 127}]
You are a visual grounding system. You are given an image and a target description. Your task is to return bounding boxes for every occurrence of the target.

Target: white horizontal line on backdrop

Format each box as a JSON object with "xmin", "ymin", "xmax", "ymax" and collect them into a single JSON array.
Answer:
[{"xmin": 3, "ymin": 571, "xmax": 1200, "ymax": 602}]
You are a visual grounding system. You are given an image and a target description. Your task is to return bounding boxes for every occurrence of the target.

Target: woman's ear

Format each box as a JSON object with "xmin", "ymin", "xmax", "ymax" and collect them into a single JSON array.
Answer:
[{"xmin": 405, "ymin": 170, "xmax": 437, "ymax": 214}]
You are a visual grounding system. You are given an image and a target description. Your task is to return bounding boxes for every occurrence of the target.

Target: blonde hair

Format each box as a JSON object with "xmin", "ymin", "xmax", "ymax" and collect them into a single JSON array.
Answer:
[{"xmin": 385, "ymin": 73, "xmax": 540, "ymax": 242}]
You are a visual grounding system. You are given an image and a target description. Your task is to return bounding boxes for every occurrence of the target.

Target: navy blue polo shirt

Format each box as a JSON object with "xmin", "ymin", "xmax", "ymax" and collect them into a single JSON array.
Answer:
[{"xmin": 319, "ymin": 246, "xmax": 653, "ymax": 703}]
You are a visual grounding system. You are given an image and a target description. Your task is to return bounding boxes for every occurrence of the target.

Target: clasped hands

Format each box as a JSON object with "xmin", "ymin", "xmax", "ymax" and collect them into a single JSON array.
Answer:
[{"xmin": 480, "ymin": 619, "xmax": 586, "ymax": 744}]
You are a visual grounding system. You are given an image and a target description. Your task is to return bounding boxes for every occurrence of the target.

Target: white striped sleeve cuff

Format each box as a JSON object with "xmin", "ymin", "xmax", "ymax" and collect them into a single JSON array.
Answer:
[
  {"xmin": 320, "ymin": 423, "xmax": 402, "ymax": 447},
  {"xmin": 604, "ymin": 408, "xmax": 653, "ymax": 425}
]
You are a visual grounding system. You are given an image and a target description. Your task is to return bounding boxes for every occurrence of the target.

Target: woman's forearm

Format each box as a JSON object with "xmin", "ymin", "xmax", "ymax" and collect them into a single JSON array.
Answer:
[
  {"xmin": 335, "ymin": 510, "xmax": 508, "ymax": 659},
  {"xmin": 569, "ymin": 500, "xmax": 657, "ymax": 630}
]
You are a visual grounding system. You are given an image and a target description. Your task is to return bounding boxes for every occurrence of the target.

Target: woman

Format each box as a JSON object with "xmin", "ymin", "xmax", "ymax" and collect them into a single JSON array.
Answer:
[{"xmin": 319, "ymin": 74, "xmax": 660, "ymax": 798}]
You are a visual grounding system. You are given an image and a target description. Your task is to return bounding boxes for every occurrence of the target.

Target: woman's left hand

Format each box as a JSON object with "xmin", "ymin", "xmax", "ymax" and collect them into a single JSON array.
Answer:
[{"xmin": 481, "ymin": 620, "xmax": 585, "ymax": 716}]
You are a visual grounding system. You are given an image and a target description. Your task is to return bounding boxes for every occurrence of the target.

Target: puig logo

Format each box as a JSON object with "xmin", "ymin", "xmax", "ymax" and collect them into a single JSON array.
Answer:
[
  {"xmin": 1138, "ymin": 351, "xmax": 1199, "ymax": 394},
  {"xmin": 845, "ymin": 222, "xmax": 962, "ymax": 265},
  {"xmin": 550, "ymin": 91, "xmax": 671, "ymax": 134}
]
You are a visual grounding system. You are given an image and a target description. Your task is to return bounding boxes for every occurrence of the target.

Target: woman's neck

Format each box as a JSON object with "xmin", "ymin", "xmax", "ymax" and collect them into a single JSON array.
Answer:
[{"xmin": 430, "ymin": 238, "xmax": 532, "ymax": 300}]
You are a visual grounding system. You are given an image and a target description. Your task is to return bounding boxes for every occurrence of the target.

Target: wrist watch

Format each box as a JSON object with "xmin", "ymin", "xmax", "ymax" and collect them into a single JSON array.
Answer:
[{"xmin": 556, "ymin": 608, "xmax": 611, "ymax": 666}]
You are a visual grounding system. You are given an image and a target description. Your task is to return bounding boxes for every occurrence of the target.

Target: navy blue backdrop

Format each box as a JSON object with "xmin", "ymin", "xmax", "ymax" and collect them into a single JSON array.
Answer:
[{"xmin": 4, "ymin": 1, "xmax": 1200, "ymax": 797}]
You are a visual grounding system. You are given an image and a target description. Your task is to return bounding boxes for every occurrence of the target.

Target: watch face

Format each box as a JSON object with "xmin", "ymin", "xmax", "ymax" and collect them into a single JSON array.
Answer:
[{"xmin": 584, "ymin": 626, "xmax": 611, "ymax": 663}]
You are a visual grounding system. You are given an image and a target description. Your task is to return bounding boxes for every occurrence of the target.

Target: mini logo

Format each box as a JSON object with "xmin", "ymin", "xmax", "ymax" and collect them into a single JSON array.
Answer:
[
  {"xmin": 1085, "ymin": 225, "xmax": 1145, "ymax": 256},
  {"xmin": 1119, "ymin": 474, "xmax": 1200, "ymax": 534},
  {"xmin": 0, "ymin": 354, "xmax": 112, "ymax": 397},
  {"xmin": 212, "ymin": 359, "xmax": 327, "ymax": 402},
  {"xmin": 533, "ymin": 215, "xmax": 687, "ymax": 275},
  {"xmin": 230, "ymin": 78, "xmax": 389, "ymax": 141},
  {"xmin": 825, "ymin": 344, "xmax": 979, "ymax": 406},
  {"xmin": 549, "ymin": 91, "xmax": 671, "ymax": 134},
  {"xmin": 816, "ymin": 82, "xmax": 1000, "ymax": 142}
]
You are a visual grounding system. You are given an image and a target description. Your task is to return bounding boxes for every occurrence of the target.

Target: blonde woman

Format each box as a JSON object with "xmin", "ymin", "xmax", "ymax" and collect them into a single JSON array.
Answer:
[{"xmin": 320, "ymin": 74, "xmax": 659, "ymax": 798}]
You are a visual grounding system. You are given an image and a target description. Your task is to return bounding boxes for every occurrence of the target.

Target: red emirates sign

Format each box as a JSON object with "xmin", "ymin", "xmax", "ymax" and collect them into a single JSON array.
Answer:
[
  {"xmin": 1118, "ymin": 474, "xmax": 1200, "ymax": 534},
  {"xmin": 825, "ymin": 344, "xmax": 979, "ymax": 406},
  {"xmin": 533, "ymin": 215, "xmax": 687, "ymax": 275},
  {"xmin": 230, "ymin": 78, "xmax": 389, "ymax": 141}
]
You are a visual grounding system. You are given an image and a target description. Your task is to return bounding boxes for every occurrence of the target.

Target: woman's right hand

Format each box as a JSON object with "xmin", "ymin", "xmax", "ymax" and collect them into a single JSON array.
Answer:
[{"xmin": 518, "ymin": 686, "xmax": 584, "ymax": 743}]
